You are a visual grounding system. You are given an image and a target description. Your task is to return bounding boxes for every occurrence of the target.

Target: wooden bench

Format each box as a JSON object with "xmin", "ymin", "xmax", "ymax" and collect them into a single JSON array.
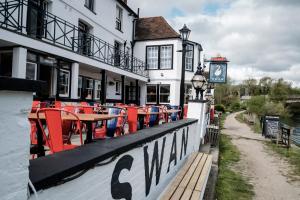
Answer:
[{"xmin": 160, "ymin": 152, "xmax": 212, "ymax": 200}]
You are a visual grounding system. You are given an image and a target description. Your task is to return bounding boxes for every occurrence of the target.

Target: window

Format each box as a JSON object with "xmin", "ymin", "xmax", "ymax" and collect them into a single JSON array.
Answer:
[
  {"xmin": 0, "ymin": 52, "xmax": 12, "ymax": 77},
  {"xmin": 146, "ymin": 46, "xmax": 159, "ymax": 69},
  {"xmin": 128, "ymin": 86, "xmax": 136, "ymax": 101},
  {"xmin": 115, "ymin": 81, "xmax": 121, "ymax": 94},
  {"xmin": 59, "ymin": 69, "xmax": 70, "ymax": 97},
  {"xmin": 78, "ymin": 21, "xmax": 90, "ymax": 55},
  {"xmin": 146, "ymin": 45, "xmax": 173, "ymax": 69},
  {"xmin": 94, "ymin": 80, "xmax": 101, "ymax": 100},
  {"xmin": 114, "ymin": 41, "xmax": 121, "ymax": 66},
  {"xmin": 185, "ymin": 44, "xmax": 194, "ymax": 71},
  {"xmin": 116, "ymin": 6, "xmax": 123, "ymax": 31},
  {"xmin": 78, "ymin": 76, "xmax": 82, "ymax": 98},
  {"xmin": 85, "ymin": 78, "xmax": 94, "ymax": 99},
  {"xmin": 85, "ymin": 0, "xmax": 94, "ymax": 11},
  {"xmin": 185, "ymin": 84, "xmax": 193, "ymax": 103},
  {"xmin": 159, "ymin": 84, "xmax": 170, "ymax": 103},
  {"xmin": 146, "ymin": 85, "xmax": 157, "ymax": 104},
  {"xmin": 160, "ymin": 46, "xmax": 172, "ymax": 69},
  {"xmin": 26, "ymin": 62, "xmax": 37, "ymax": 80}
]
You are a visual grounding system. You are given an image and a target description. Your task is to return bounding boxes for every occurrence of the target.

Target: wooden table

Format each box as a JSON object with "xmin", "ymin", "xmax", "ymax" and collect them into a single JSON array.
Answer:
[
  {"xmin": 28, "ymin": 113, "xmax": 118, "ymax": 121},
  {"xmin": 28, "ymin": 113, "xmax": 119, "ymax": 157}
]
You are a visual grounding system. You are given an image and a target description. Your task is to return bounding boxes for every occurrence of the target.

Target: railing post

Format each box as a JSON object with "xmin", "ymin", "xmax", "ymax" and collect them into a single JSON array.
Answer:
[
  {"xmin": 4, "ymin": 1, "xmax": 8, "ymax": 29},
  {"xmin": 53, "ymin": 16, "xmax": 56, "ymax": 44},
  {"xmin": 72, "ymin": 25, "xmax": 76, "ymax": 51}
]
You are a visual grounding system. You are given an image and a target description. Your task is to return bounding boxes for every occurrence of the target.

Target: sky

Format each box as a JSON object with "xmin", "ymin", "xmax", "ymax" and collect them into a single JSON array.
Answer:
[{"xmin": 128, "ymin": 0, "xmax": 300, "ymax": 87}]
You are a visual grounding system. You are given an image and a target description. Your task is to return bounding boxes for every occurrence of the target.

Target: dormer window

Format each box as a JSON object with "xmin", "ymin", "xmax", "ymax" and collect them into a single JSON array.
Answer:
[
  {"xmin": 85, "ymin": 0, "xmax": 94, "ymax": 12},
  {"xmin": 116, "ymin": 6, "xmax": 123, "ymax": 31}
]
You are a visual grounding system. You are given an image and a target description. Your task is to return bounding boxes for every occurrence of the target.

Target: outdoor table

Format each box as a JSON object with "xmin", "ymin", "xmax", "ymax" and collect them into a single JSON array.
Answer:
[
  {"xmin": 165, "ymin": 109, "xmax": 181, "ymax": 121},
  {"xmin": 28, "ymin": 113, "xmax": 119, "ymax": 157},
  {"xmin": 137, "ymin": 110, "xmax": 160, "ymax": 129}
]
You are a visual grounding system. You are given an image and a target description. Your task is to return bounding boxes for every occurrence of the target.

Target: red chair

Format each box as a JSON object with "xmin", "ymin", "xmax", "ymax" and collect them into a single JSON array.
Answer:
[
  {"xmin": 184, "ymin": 104, "xmax": 188, "ymax": 118},
  {"xmin": 37, "ymin": 108, "xmax": 83, "ymax": 154},
  {"xmin": 127, "ymin": 106, "xmax": 138, "ymax": 133},
  {"xmin": 30, "ymin": 101, "xmax": 48, "ymax": 145}
]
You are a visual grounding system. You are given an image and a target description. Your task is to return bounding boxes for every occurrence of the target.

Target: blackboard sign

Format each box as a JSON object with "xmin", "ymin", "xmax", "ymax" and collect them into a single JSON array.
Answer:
[{"xmin": 263, "ymin": 115, "xmax": 280, "ymax": 138}]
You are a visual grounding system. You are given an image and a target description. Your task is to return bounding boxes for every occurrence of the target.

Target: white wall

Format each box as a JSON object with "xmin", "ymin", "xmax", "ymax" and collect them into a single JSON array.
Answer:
[
  {"xmin": 29, "ymin": 122, "xmax": 200, "ymax": 200},
  {"xmin": 51, "ymin": 0, "xmax": 135, "ymax": 46},
  {"xmin": 0, "ymin": 91, "xmax": 32, "ymax": 200},
  {"xmin": 134, "ymin": 39, "xmax": 202, "ymax": 104}
]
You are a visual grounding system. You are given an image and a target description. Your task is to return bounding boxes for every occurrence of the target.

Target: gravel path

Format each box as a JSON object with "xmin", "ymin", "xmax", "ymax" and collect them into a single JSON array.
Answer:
[{"xmin": 223, "ymin": 112, "xmax": 300, "ymax": 200}]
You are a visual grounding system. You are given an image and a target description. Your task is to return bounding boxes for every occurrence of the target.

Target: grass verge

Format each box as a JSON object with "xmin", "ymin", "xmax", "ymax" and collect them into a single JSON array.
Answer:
[
  {"xmin": 216, "ymin": 134, "xmax": 254, "ymax": 200},
  {"xmin": 265, "ymin": 141, "xmax": 300, "ymax": 177},
  {"xmin": 234, "ymin": 112, "xmax": 262, "ymax": 134}
]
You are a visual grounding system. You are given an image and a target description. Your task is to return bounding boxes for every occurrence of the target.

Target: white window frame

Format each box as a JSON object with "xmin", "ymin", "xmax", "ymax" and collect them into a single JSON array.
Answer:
[
  {"xmin": 185, "ymin": 44, "xmax": 194, "ymax": 71},
  {"xmin": 159, "ymin": 84, "xmax": 170, "ymax": 104},
  {"xmin": 85, "ymin": 78, "xmax": 94, "ymax": 100},
  {"xmin": 115, "ymin": 81, "xmax": 121, "ymax": 94},
  {"xmin": 146, "ymin": 46, "xmax": 159, "ymax": 69},
  {"xmin": 146, "ymin": 85, "xmax": 157, "ymax": 104},
  {"xmin": 116, "ymin": 5, "xmax": 123, "ymax": 31},
  {"xmin": 85, "ymin": 0, "xmax": 94, "ymax": 11},
  {"xmin": 59, "ymin": 69, "xmax": 70, "ymax": 97},
  {"xmin": 94, "ymin": 80, "xmax": 101, "ymax": 100},
  {"xmin": 26, "ymin": 62, "xmax": 37, "ymax": 80},
  {"xmin": 146, "ymin": 45, "xmax": 173, "ymax": 69},
  {"xmin": 160, "ymin": 45, "xmax": 172, "ymax": 69}
]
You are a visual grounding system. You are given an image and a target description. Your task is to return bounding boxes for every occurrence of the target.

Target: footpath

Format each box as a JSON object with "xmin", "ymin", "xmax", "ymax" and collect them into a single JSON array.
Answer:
[{"xmin": 223, "ymin": 112, "xmax": 300, "ymax": 200}]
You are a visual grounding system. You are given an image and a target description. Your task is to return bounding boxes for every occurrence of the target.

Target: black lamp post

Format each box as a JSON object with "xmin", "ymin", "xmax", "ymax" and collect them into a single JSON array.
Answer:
[
  {"xmin": 179, "ymin": 24, "xmax": 191, "ymax": 119},
  {"xmin": 191, "ymin": 66, "xmax": 208, "ymax": 101}
]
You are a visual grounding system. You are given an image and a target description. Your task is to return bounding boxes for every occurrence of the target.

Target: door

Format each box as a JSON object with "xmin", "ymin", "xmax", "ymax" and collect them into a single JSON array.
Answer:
[
  {"xmin": 38, "ymin": 64, "xmax": 52, "ymax": 97},
  {"xmin": 27, "ymin": 0, "xmax": 48, "ymax": 38},
  {"xmin": 78, "ymin": 21, "xmax": 90, "ymax": 55},
  {"xmin": 114, "ymin": 41, "xmax": 121, "ymax": 66}
]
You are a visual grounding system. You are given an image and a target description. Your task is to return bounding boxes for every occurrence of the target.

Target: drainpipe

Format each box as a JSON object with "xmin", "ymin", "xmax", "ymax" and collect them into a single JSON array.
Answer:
[{"xmin": 131, "ymin": 8, "xmax": 139, "ymax": 72}]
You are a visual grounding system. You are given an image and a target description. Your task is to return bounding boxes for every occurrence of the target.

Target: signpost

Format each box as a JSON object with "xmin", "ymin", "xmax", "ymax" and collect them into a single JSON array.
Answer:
[{"xmin": 263, "ymin": 115, "xmax": 280, "ymax": 138}]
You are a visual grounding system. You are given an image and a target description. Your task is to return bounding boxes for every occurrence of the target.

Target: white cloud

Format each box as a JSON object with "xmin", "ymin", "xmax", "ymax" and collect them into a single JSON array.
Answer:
[{"xmin": 129, "ymin": 0, "xmax": 300, "ymax": 86}]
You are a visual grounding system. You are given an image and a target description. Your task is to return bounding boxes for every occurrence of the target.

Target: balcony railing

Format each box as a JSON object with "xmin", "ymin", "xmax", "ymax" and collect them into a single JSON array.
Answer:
[{"xmin": 0, "ymin": 0, "xmax": 148, "ymax": 77}]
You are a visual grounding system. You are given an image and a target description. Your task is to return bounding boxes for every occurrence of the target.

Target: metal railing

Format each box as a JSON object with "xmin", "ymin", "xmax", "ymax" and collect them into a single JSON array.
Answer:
[{"xmin": 0, "ymin": 0, "xmax": 148, "ymax": 77}]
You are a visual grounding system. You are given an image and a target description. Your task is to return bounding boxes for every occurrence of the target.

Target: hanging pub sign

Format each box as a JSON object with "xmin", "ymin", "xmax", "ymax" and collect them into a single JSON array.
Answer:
[{"xmin": 208, "ymin": 56, "xmax": 229, "ymax": 83}]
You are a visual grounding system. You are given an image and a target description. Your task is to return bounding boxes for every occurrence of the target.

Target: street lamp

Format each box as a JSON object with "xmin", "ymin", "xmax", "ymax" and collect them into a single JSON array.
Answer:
[
  {"xmin": 179, "ymin": 24, "xmax": 191, "ymax": 119},
  {"xmin": 179, "ymin": 24, "xmax": 191, "ymax": 42},
  {"xmin": 191, "ymin": 66, "xmax": 207, "ymax": 100}
]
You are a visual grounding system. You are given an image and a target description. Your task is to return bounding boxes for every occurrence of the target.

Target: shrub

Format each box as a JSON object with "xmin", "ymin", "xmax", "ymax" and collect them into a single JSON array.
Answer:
[
  {"xmin": 230, "ymin": 101, "xmax": 241, "ymax": 111},
  {"xmin": 215, "ymin": 104, "xmax": 226, "ymax": 113}
]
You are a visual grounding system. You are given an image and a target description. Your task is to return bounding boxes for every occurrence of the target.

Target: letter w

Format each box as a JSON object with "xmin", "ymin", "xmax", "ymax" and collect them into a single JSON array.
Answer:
[{"xmin": 143, "ymin": 137, "xmax": 166, "ymax": 196}]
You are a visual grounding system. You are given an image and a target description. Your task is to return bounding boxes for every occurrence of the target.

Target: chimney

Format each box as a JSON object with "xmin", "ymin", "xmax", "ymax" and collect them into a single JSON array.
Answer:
[{"xmin": 123, "ymin": 0, "xmax": 127, "ymax": 4}]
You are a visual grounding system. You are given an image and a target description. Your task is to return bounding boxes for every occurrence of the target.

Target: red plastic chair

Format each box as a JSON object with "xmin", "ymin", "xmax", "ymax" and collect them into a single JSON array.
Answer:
[
  {"xmin": 127, "ymin": 106, "xmax": 138, "ymax": 133},
  {"xmin": 37, "ymin": 108, "xmax": 83, "ymax": 154},
  {"xmin": 30, "ymin": 101, "xmax": 48, "ymax": 145},
  {"xmin": 184, "ymin": 104, "xmax": 188, "ymax": 118}
]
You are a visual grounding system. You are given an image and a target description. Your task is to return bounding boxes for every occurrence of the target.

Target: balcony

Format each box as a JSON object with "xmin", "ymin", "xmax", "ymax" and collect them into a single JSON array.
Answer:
[{"xmin": 0, "ymin": 0, "xmax": 148, "ymax": 78}]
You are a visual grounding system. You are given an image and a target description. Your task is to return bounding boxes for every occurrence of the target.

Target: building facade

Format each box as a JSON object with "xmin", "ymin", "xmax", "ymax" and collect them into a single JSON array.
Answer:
[
  {"xmin": 134, "ymin": 17, "xmax": 203, "ymax": 105},
  {"xmin": 0, "ymin": 0, "xmax": 147, "ymax": 104},
  {"xmin": 0, "ymin": 0, "xmax": 205, "ymax": 106}
]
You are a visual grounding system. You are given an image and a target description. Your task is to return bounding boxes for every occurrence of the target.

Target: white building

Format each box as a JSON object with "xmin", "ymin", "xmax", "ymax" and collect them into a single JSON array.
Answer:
[
  {"xmin": 0, "ymin": 0, "xmax": 148, "ymax": 104},
  {"xmin": 0, "ymin": 1, "xmax": 205, "ymax": 106},
  {"xmin": 134, "ymin": 16, "xmax": 203, "ymax": 105}
]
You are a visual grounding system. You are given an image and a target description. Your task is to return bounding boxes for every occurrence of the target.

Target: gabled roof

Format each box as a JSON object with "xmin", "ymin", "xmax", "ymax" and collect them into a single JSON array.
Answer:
[{"xmin": 135, "ymin": 16, "xmax": 181, "ymax": 41}]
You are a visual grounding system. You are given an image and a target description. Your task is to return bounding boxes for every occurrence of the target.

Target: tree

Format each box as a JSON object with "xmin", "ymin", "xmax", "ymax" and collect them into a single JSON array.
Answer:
[
  {"xmin": 246, "ymin": 96, "xmax": 266, "ymax": 116},
  {"xmin": 259, "ymin": 77, "xmax": 273, "ymax": 95},
  {"xmin": 270, "ymin": 78, "xmax": 291, "ymax": 102},
  {"xmin": 242, "ymin": 78, "xmax": 258, "ymax": 96}
]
